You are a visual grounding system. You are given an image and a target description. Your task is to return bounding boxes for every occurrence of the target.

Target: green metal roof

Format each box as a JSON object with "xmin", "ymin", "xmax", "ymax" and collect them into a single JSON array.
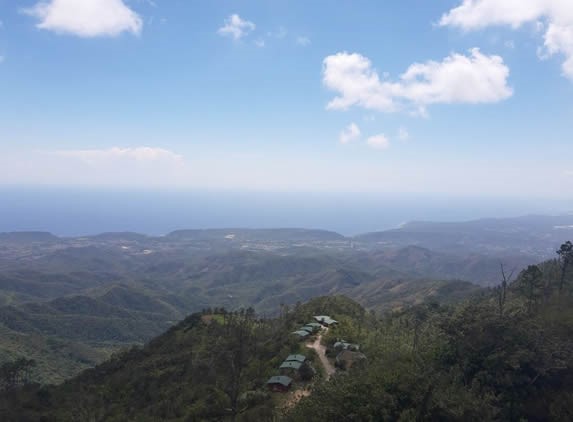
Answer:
[
  {"xmin": 314, "ymin": 315, "xmax": 338, "ymax": 325},
  {"xmin": 292, "ymin": 330, "xmax": 310, "ymax": 337},
  {"xmin": 334, "ymin": 341, "xmax": 360, "ymax": 351},
  {"xmin": 280, "ymin": 361, "xmax": 302, "ymax": 370},
  {"xmin": 300, "ymin": 326, "xmax": 315, "ymax": 333},
  {"xmin": 266, "ymin": 376, "xmax": 293, "ymax": 387},
  {"xmin": 307, "ymin": 322, "xmax": 322, "ymax": 328},
  {"xmin": 286, "ymin": 354, "xmax": 306, "ymax": 363}
]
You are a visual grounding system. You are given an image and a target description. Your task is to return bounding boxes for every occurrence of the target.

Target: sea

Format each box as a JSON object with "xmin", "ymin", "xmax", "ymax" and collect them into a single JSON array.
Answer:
[{"xmin": 0, "ymin": 187, "xmax": 571, "ymax": 237}]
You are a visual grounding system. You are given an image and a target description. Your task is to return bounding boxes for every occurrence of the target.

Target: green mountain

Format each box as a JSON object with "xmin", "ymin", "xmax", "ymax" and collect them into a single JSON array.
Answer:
[
  {"xmin": 2, "ymin": 255, "xmax": 573, "ymax": 421},
  {"xmin": 0, "ymin": 223, "xmax": 569, "ymax": 385}
]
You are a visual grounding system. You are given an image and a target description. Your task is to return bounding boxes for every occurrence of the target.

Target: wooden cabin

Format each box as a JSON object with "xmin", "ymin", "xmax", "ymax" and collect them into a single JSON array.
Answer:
[{"xmin": 266, "ymin": 375, "xmax": 293, "ymax": 393}]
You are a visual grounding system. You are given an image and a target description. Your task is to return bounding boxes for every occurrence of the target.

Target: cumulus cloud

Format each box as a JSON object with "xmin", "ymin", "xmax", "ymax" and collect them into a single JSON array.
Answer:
[
  {"xmin": 23, "ymin": 0, "xmax": 142, "ymax": 37},
  {"xmin": 55, "ymin": 147, "xmax": 183, "ymax": 165},
  {"xmin": 339, "ymin": 123, "xmax": 361, "ymax": 144},
  {"xmin": 218, "ymin": 14, "xmax": 255, "ymax": 40},
  {"xmin": 366, "ymin": 134, "xmax": 391, "ymax": 150},
  {"xmin": 440, "ymin": 0, "xmax": 573, "ymax": 80},
  {"xmin": 323, "ymin": 48, "xmax": 512, "ymax": 115}
]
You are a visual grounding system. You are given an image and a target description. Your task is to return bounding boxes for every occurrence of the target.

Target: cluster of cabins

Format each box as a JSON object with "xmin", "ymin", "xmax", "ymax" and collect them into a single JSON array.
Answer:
[
  {"xmin": 266, "ymin": 315, "xmax": 338, "ymax": 392},
  {"xmin": 291, "ymin": 316, "xmax": 338, "ymax": 340},
  {"xmin": 266, "ymin": 354, "xmax": 308, "ymax": 392},
  {"xmin": 291, "ymin": 322, "xmax": 322, "ymax": 339}
]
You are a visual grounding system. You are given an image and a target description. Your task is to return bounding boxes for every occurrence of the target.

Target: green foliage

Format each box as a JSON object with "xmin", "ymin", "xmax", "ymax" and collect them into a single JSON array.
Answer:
[
  {"xmin": 557, "ymin": 241, "xmax": 573, "ymax": 292},
  {"xmin": 0, "ymin": 305, "xmax": 315, "ymax": 421},
  {"xmin": 288, "ymin": 251, "xmax": 573, "ymax": 421},
  {"xmin": 2, "ymin": 234, "xmax": 573, "ymax": 421},
  {"xmin": 0, "ymin": 358, "xmax": 36, "ymax": 391},
  {"xmin": 0, "ymin": 242, "xmax": 481, "ymax": 384}
]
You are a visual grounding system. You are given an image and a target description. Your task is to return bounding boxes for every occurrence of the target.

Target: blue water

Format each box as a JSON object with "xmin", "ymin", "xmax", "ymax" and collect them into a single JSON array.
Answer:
[{"xmin": 0, "ymin": 188, "xmax": 571, "ymax": 236}]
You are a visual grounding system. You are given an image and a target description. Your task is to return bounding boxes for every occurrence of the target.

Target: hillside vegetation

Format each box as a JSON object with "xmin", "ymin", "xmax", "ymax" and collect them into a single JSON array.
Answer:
[
  {"xmin": 1, "ymin": 241, "xmax": 572, "ymax": 421},
  {"xmin": 0, "ymin": 230, "xmax": 489, "ymax": 383},
  {"xmin": 0, "ymin": 223, "xmax": 568, "ymax": 385}
]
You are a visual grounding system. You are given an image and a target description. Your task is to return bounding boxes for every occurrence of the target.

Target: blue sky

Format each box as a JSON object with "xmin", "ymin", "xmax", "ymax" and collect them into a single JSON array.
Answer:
[{"xmin": 0, "ymin": 0, "xmax": 572, "ymax": 197}]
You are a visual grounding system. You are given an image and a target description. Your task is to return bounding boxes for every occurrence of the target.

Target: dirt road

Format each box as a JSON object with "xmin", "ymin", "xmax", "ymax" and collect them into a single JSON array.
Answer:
[{"xmin": 306, "ymin": 329, "xmax": 336, "ymax": 379}]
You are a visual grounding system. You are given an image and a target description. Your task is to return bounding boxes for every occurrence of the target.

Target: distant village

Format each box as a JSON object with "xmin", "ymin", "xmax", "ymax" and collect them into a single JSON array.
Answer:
[{"xmin": 266, "ymin": 315, "xmax": 366, "ymax": 393}]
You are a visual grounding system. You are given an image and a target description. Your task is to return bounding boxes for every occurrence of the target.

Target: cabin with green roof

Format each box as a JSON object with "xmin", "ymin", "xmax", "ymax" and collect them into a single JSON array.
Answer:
[
  {"xmin": 279, "ymin": 360, "xmax": 303, "ymax": 378},
  {"xmin": 334, "ymin": 341, "xmax": 360, "ymax": 352},
  {"xmin": 280, "ymin": 360, "xmax": 302, "ymax": 371},
  {"xmin": 286, "ymin": 354, "xmax": 306, "ymax": 363},
  {"xmin": 313, "ymin": 315, "xmax": 338, "ymax": 326},
  {"xmin": 266, "ymin": 375, "xmax": 293, "ymax": 393},
  {"xmin": 291, "ymin": 330, "xmax": 310, "ymax": 339}
]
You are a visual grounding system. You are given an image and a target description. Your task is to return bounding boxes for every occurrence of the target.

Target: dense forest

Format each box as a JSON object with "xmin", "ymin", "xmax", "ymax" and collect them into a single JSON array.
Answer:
[{"xmin": 0, "ymin": 242, "xmax": 572, "ymax": 421}]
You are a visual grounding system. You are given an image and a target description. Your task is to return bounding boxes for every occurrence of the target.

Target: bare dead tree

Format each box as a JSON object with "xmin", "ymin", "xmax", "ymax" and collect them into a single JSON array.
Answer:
[{"xmin": 497, "ymin": 263, "xmax": 515, "ymax": 317}]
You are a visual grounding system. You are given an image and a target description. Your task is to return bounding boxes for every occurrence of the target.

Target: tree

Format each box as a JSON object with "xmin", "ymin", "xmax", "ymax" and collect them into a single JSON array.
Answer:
[
  {"xmin": 496, "ymin": 263, "xmax": 515, "ymax": 317},
  {"xmin": 557, "ymin": 241, "xmax": 573, "ymax": 293},
  {"xmin": 0, "ymin": 358, "xmax": 36, "ymax": 391},
  {"xmin": 217, "ymin": 309, "xmax": 260, "ymax": 422},
  {"xmin": 520, "ymin": 265, "xmax": 543, "ymax": 313},
  {"xmin": 299, "ymin": 362, "xmax": 316, "ymax": 381}
]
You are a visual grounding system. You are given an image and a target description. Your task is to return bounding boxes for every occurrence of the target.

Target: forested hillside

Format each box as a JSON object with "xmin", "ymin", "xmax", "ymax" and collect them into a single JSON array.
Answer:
[
  {"xmin": 1, "ymin": 241, "xmax": 572, "ymax": 421},
  {"xmin": 0, "ymin": 296, "xmax": 365, "ymax": 421},
  {"xmin": 0, "ymin": 229, "xmax": 490, "ymax": 384}
]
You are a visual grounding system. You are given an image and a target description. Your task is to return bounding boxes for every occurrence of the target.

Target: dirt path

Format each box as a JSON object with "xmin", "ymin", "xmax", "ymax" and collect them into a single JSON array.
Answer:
[
  {"xmin": 282, "ymin": 329, "xmax": 336, "ymax": 410},
  {"xmin": 306, "ymin": 329, "xmax": 336, "ymax": 379},
  {"xmin": 282, "ymin": 388, "xmax": 311, "ymax": 410}
]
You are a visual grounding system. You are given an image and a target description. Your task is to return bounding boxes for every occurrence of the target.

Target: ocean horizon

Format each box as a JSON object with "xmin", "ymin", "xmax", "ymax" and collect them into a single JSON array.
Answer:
[{"xmin": 0, "ymin": 187, "xmax": 572, "ymax": 237}]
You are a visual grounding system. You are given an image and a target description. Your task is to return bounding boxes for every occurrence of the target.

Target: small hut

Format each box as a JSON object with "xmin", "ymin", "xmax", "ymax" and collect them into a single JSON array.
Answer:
[
  {"xmin": 291, "ymin": 330, "xmax": 310, "ymax": 339},
  {"xmin": 285, "ymin": 354, "xmax": 307, "ymax": 363},
  {"xmin": 313, "ymin": 315, "xmax": 338, "ymax": 327},
  {"xmin": 279, "ymin": 360, "xmax": 303, "ymax": 378},
  {"xmin": 334, "ymin": 341, "xmax": 360, "ymax": 352},
  {"xmin": 307, "ymin": 322, "xmax": 322, "ymax": 330},
  {"xmin": 266, "ymin": 375, "xmax": 293, "ymax": 393}
]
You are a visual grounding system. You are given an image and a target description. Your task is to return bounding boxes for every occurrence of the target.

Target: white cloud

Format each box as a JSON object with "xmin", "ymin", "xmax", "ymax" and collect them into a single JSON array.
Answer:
[
  {"xmin": 23, "ymin": 0, "xmax": 142, "ymax": 37},
  {"xmin": 254, "ymin": 39, "xmax": 265, "ymax": 48},
  {"xmin": 218, "ymin": 14, "xmax": 255, "ymax": 40},
  {"xmin": 367, "ymin": 134, "xmax": 391, "ymax": 150},
  {"xmin": 55, "ymin": 147, "xmax": 183, "ymax": 165},
  {"xmin": 296, "ymin": 36, "xmax": 311, "ymax": 46},
  {"xmin": 440, "ymin": 0, "xmax": 573, "ymax": 80},
  {"xmin": 398, "ymin": 127, "xmax": 410, "ymax": 141},
  {"xmin": 322, "ymin": 49, "xmax": 512, "ymax": 115},
  {"xmin": 339, "ymin": 123, "xmax": 361, "ymax": 144},
  {"xmin": 565, "ymin": 170, "xmax": 573, "ymax": 177}
]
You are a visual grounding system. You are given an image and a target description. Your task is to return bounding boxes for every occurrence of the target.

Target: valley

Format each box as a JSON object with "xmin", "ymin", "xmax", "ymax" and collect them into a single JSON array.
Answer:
[{"xmin": 0, "ymin": 215, "xmax": 571, "ymax": 383}]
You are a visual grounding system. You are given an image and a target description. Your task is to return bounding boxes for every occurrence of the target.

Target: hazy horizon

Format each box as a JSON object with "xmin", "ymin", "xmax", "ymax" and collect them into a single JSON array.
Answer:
[{"xmin": 1, "ymin": 188, "xmax": 572, "ymax": 237}]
